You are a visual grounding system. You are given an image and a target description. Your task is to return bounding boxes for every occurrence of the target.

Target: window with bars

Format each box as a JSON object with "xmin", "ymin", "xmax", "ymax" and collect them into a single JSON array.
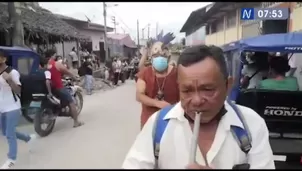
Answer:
[
  {"xmin": 226, "ymin": 11, "xmax": 237, "ymax": 29},
  {"xmin": 211, "ymin": 22, "xmax": 217, "ymax": 34},
  {"xmin": 17, "ymin": 57, "xmax": 34, "ymax": 75},
  {"xmin": 206, "ymin": 25, "xmax": 210, "ymax": 35},
  {"xmin": 216, "ymin": 18, "xmax": 224, "ymax": 32}
]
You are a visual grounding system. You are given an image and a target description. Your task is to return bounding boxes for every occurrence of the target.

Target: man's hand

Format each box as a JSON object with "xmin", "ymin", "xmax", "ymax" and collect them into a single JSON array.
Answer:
[
  {"xmin": 73, "ymin": 75, "xmax": 80, "ymax": 82},
  {"xmin": 186, "ymin": 163, "xmax": 212, "ymax": 169},
  {"xmin": 156, "ymin": 100, "xmax": 171, "ymax": 109},
  {"xmin": 140, "ymin": 47, "xmax": 148, "ymax": 56},
  {"xmin": 2, "ymin": 72, "xmax": 12, "ymax": 82}
]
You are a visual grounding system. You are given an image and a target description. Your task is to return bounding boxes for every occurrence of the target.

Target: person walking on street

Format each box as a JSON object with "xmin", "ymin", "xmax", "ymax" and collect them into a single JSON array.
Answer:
[
  {"xmin": 69, "ymin": 47, "xmax": 79, "ymax": 69},
  {"xmin": 83, "ymin": 57, "xmax": 94, "ymax": 95},
  {"xmin": 0, "ymin": 50, "xmax": 36, "ymax": 169},
  {"xmin": 136, "ymin": 41, "xmax": 179, "ymax": 129},
  {"xmin": 112, "ymin": 58, "xmax": 121, "ymax": 86},
  {"xmin": 123, "ymin": 45, "xmax": 275, "ymax": 169}
]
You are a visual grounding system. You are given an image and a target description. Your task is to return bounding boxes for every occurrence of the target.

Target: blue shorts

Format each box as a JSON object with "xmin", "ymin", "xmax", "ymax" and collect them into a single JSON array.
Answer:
[{"xmin": 55, "ymin": 87, "xmax": 74, "ymax": 104}]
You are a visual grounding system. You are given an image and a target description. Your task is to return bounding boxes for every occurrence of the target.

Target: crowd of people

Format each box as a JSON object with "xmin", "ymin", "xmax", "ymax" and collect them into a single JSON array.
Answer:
[{"xmin": 3, "ymin": 33, "xmax": 298, "ymax": 169}]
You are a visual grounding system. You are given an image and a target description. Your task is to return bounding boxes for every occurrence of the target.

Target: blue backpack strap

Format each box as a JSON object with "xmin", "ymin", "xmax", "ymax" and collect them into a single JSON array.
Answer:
[
  {"xmin": 227, "ymin": 99, "xmax": 252, "ymax": 154},
  {"xmin": 152, "ymin": 105, "xmax": 174, "ymax": 168}
]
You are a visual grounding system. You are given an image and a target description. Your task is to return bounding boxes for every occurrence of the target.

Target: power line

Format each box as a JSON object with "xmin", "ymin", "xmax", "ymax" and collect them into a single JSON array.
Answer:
[{"xmin": 107, "ymin": 8, "xmax": 133, "ymax": 33}]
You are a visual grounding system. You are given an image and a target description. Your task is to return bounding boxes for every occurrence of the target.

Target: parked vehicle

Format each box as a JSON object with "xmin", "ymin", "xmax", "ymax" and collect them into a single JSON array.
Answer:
[
  {"xmin": 0, "ymin": 46, "xmax": 41, "ymax": 122},
  {"xmin": 224, "ymin": 32, "xmax": 302, "ymax": 168}
]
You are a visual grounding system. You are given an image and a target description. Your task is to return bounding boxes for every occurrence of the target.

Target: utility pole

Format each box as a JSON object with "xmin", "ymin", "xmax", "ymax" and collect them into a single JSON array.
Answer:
[
  {"xmin": 121, "ymin": 27, "xmax": 126, "ymax": 34},
  {"xmin": 147, "ymin": 24, "xmax": 150, "ymax": 39},
  {"xmin": 111, "ymin": 16, "xmax": 117, "ymax": 34},
  {"xmin": 142, "ymin": 28, "xmax": 144, "ymax": 39},
  {"xmin": 137, "ymin": 20, "xmax": 140, "ymax": 46},
  {"xmin": 142, "ymin": 23, "xmax": 149, "ymax": 40},
  {"xmin": 103, "ymin": 2, "xmax": 109, "ymax": 61},
  {"xmin": 8, "ymin": 2, "xmax": 24, "ymax": 46}
]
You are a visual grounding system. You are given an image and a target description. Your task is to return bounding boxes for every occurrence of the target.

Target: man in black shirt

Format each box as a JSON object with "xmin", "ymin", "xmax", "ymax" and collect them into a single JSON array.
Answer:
[{"xmin": 83, "ymin": 57, "xmax": 93, "ymax": 95}]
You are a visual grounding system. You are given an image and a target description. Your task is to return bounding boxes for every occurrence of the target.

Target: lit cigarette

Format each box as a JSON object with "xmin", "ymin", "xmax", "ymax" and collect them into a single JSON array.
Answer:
[{"xmin": 189, "ymin": 111, "xmax": 202, "ymax": 163}]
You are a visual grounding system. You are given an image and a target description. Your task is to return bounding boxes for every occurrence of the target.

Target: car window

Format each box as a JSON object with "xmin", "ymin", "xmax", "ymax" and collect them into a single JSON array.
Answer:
[{"xmin": 18, "ymin": 57, "xmax": 34, "ymax": 75}]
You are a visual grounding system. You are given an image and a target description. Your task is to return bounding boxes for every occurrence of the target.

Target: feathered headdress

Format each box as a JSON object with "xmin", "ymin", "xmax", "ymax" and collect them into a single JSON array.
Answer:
[{"xmin": 147, "ymin": 32, "xmax": 175, "ymax": 57}]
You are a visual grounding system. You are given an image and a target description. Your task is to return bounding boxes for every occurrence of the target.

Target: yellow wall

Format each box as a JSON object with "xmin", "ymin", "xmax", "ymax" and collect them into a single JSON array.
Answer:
[
  {"xmin": 225, "ymin": 27, "xmax": 238, "ymax": 43},
  {"xmin": 292, "ymin": 6, "xmax": 302, "ymax": 31},
  {"xmin": 205, "ymin": 33, "xmax": 217, "ymax": 45},
  {"xmin": 216, "ymin": 31, "xmax": 225, "ymax": 46},
  {"xmin": 205, "ymin": 9, "xmax": 242, "ymax": 46}
]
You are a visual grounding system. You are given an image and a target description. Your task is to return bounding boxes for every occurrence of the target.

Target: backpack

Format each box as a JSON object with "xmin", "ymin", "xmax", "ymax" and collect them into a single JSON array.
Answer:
[
  {"xmin": 152, "ymin": 99, "xmax": 252, "ymax": 168},
  {"xmin": 20, "ymin": 69, "xmax": 48, "ymax": 103}
]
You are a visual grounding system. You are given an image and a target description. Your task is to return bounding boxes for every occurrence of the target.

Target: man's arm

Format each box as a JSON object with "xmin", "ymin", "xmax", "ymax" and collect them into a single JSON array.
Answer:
[
  {"xmin": 87, "ymin": 62, "xmax": 93, "ymax": 69},
  {"xmin": 122, "ymin": 112, "xmax": 158, "ymax": 169},
  {"xmin": 44, "ymin": 71, "xmax": 52, "ymax": 95},
  {"xmin": 138, "ymin": 48, "xmax": 148, "ymax": 71},
  {"xmin": 248, "ymin": 118, "xmax": 275, "ymax": 169},
  {"xmin": 8, "ymin": 70, "xmax": 21, "ymax": 94},
  {"xmin": 55, "ymin": 62, "xmax": 77, "ymax": 79},
  {"xmin": 136, "ymin": 69, "xmax": 160, "ymax": 108}
]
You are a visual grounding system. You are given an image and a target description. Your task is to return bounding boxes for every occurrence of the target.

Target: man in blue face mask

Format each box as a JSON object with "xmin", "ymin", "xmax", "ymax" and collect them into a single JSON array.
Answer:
[{"xmin": 136, "ymin": 42, "xmax": 180, "ymax": 128}]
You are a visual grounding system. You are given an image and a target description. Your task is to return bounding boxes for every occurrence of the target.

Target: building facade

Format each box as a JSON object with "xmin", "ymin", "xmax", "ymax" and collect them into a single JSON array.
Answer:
[
  {"xmin": 54, "ymin": 14, "xmax": 113, "ymax": 60},
  {"xmin": 181, "ymin": 2, "xmax": 301, "ymax": 47},
  {"xmin": 185, "ymin": 26, "xmax": 206, "ymax": 46}
]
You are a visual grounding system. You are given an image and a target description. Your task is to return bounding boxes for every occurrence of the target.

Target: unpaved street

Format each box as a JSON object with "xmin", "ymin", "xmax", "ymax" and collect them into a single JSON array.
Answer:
[{"xmin": 0, "ymin": 81, "xmax": 140, "ymax": 169}]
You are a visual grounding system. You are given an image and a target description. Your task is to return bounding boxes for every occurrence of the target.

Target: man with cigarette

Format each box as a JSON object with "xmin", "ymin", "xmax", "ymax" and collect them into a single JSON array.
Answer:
[{"xmin": 122, "ymin": 45, "xmax": 274, "ymax": 169}]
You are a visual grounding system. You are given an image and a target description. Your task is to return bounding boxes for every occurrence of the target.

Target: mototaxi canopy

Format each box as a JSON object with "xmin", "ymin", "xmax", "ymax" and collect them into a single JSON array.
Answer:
[
  {"xmin": 239, "ymin": 32, "xmax": 302, "ymax": 53},
  {"xmin": 221, "ymin": 41, "xmax": 240, "ymax": 53}
]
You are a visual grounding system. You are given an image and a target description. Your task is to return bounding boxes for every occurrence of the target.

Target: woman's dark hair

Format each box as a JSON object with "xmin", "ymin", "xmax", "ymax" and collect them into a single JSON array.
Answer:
[
  {"xmin": 84, "ymin": 56, "xmax": 90, "ymax": 60},
  {"xmin": 270, "ymin": 57, "xmax": 290, "ymax": 75},
  {"xmin": 40, "ymin": 57, "xmax": 49, "ymax": 67},
  {"xmin": 55, "ymin": 55, "xmax": 62, "ymax": 61}
]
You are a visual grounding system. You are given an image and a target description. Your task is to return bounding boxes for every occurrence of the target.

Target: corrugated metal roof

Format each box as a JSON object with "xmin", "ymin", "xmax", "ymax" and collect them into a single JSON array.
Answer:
[
  {"xmin": 108, "ymin": 34, "xmax": 136, "ymax": 48},
  {"xmin": 107, "ymin": 33, "xmax": 128, "ymax": 40}
]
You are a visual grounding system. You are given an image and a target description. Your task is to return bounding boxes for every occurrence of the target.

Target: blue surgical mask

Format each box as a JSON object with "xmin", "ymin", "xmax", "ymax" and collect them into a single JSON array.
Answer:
[{"xmin": 152, "ymin": 56, "xmax": 168, "ymax": 72}]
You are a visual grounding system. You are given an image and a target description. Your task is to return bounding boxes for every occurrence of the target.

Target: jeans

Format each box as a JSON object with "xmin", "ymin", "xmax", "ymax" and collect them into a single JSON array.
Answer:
[
  {"xmin": 0, "ymin": 109, "xmax": 31, "ymax": 160},
  {"xmin": 84, "ymin": 75, "xmax": 93, "ymax": 94}
]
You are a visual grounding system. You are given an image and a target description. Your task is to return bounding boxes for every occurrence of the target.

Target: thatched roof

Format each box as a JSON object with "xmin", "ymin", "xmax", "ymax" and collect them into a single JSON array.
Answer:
[{"xmin": 0, "ymin": 3, "xmax": 89, "ymax": 43}]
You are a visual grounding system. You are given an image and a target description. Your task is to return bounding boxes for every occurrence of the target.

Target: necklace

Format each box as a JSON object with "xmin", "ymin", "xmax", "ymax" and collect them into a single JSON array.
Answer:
[{"xmin": 155, "ymin": 74, "xmax": 167, "ymax": 101}]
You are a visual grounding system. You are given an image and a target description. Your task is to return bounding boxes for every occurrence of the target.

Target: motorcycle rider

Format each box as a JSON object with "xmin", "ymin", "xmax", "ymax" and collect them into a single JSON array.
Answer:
[
  {"xmin": 46, "ymin": 49, "xmax": 84, "ymax": 128},
  {"xmin": 39, "ymin": 57, "xmax": 53, "ymax": 97}
]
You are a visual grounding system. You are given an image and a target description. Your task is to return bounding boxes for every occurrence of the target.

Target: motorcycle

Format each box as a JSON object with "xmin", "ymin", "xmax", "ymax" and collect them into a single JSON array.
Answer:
[
  {"xmin": 27, "ymin": 77, "xmax": 83, "ymax": 137},
  {"xmin": 129, "ymin": 64, "xmax": 138, "ymax": 80}
]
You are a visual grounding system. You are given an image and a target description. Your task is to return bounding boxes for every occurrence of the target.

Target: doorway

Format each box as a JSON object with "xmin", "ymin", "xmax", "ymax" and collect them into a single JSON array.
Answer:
[{"xmin": 80, "ymin": 42, "xmax": 93, "ymax": 53}]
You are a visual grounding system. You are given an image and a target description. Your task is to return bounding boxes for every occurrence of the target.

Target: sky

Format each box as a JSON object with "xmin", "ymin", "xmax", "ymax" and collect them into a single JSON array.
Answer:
[{"xmin": 39, "ymin": 2, "xmax": 211, "ymax": 43}]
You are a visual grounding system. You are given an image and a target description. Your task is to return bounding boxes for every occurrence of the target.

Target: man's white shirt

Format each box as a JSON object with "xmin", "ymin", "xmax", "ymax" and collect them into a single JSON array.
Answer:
[
  {"xmin": 241, "ymin": 65, "xmax": 266, "ymax": 89},
  {"xmin": 44, "ymin": 70, "xmax": 51, "ymax": 80},
  {"xmin": 0, "ymin": 69, "xmax": 21, "ymax": 113},
  {"xmin": 69, "ymin": 51, "xmax": 78, "ymax": 62},
  {"xmin": 122, "ymin": 101, "xmax": 275, "ymax": 169}
]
